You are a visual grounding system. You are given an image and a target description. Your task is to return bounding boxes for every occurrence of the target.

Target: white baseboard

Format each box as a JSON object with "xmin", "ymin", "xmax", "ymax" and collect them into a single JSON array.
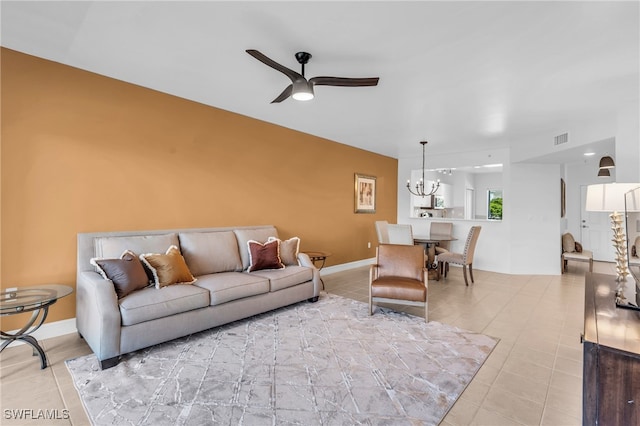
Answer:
[
  {"xmin": 6, "ymin": 318, "xmax": 77, "ymax": 346},
  {"xmin": 320, "ymin": 257, "xmax": 375, "ymax": 276},
  {"xmin": 5, "ymin": 260, "xmax": 373, "ymax": 344}
]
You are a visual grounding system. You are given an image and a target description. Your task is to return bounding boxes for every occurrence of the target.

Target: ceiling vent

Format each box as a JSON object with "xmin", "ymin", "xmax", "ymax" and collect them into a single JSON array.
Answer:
[{"xmin": 554, "ymin": 132, "xmax": 569, "ymax": 145}]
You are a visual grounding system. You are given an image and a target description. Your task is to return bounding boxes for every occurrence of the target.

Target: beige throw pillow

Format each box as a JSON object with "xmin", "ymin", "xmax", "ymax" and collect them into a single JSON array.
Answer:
[
  {"xmin": 140, "ymin": 245, "xmax": 197, "ymax": 289},
  {"xmin": 268, "ymin": 236, "xmax": 300, "ymax": 266}
]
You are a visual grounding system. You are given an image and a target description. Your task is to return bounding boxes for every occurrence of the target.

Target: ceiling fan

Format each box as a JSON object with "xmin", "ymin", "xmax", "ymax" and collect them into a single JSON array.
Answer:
[{"xmin": 246, "ymin": 49, "xmax": 379, "ymax": 103}]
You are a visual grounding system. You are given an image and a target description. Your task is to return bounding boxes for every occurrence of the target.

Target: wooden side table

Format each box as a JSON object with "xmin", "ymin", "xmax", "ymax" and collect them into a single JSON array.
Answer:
[{"xmin": 582, "ymin": 273, "xmax": 640, "ymax": 425}]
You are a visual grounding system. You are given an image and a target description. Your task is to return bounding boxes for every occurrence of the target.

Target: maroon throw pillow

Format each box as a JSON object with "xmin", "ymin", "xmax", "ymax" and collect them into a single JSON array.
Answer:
[{"xmin": 247, "ymin": 240, "xmax": 285, "ymax": 272}]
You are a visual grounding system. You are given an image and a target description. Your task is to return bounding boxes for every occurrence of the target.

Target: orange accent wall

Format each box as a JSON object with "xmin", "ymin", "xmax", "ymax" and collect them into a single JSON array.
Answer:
[{"xmin": 0, "ymin": 48, "xmax": 397, "ymax": 330}]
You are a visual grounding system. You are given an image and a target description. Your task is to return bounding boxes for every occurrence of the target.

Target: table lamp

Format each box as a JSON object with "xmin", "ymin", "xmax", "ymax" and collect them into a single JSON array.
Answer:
[{"xmin": 585, "ymin": 183, "xmax": 640, "ymax": 281}]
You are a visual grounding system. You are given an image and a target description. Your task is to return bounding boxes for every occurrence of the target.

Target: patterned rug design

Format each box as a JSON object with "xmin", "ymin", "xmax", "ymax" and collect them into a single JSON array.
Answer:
[{"xmin": 66, "ymin": 294, "xmax": 497, "ymax": 425}]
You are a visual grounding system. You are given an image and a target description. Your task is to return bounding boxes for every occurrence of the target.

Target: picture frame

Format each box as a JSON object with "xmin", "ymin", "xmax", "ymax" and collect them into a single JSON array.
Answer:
[{"xmin": 355, "ymin": 173, "xmax": 376, "ymax": 213}]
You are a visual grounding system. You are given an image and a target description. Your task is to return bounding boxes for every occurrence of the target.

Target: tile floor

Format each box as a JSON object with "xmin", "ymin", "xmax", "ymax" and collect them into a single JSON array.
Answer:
[{"xmin": 0, "ymin": 261, "xmax": 611, "ymax": 425}]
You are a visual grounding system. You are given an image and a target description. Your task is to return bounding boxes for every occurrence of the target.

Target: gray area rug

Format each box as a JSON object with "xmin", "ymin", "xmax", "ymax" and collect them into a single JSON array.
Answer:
[{"xmin": 66, "ymin": 294, "xmax": 497, "ymax": 425}]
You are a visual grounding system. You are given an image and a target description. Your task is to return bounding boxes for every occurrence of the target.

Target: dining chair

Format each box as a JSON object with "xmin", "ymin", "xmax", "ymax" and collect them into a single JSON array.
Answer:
[
  {"xmin": 561, "ymin": 232, "xmax": 593, "ymax": 273},
  {"xmin": 430, "ymin": 222, "xmax": 453, "ymax": 275},
  {"xmin": 369, "ymin": 244, "xmax": 428, "ymax": 322},
  {"xmin": 439, "ymin": 226, "xmax": 481, "ymax": 286},
  {"xmin": 430, "ymin": 222, "xmax": 453, "ymax": 253},
  {"xmin": 375, "ymin": 220, "xmax": 390, "ymax": 244},
  {"xmin": 387, "ymin": 224, "xmax": 414, "ymax": 245}
]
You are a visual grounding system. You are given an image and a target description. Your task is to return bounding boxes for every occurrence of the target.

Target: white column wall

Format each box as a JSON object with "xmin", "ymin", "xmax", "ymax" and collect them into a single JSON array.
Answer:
[
  {"xmin": 615, "ymin": 101, "xmax": 640, "ymax": 182},
  {"xmin": 509, "ymin": 163, "xmax": 561, "ymax": 274}
]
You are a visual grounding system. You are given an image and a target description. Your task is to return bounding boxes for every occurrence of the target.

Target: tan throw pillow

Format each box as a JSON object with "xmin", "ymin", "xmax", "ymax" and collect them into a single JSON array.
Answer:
[
  {"xmin": 268, "ymin": 236, "xmax": 300, "ymax": 266},
  {"xmin": 562, "ymin": 233, "xmax": 576, "ymax": 253},
  {"xmin": 91, "ymin": 250, "xmax": 150, "ymax": 299},
  {"xmin": 140, "ymin": 245, "xmax": 197, "ymax": 289},
  {"xmin": 247, "ymin": 239, "xmax": 285, "ymax": 272}
]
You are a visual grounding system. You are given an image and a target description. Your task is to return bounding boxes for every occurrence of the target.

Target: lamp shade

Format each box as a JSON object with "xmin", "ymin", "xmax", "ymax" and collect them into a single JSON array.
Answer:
[
  {"xmin": 585, "ymin": 183, "xmax": 640, "ymax": 212},
  {"xmin": 598, "ymin": 156, "xmax": 615, "ymax": 169}
]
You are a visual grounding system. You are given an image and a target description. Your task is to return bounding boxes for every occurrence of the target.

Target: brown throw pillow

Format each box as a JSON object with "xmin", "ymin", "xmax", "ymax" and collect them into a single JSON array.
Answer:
[
  {"xmin": 91, "ymin": 250, "xmax": 149, "ymax": 298},
  {"xmin": 268, "ymin": 236, "xmax": 300, "ymax": 266},
  {"xmin": 140, "ymin": 245, "xmax": 197, "ymax": 289},
  {"xmin": 575, "ymin": 242, "xmax": 583, "ymax": 253},
  {"xmin": 247, "ymin": 239, "xmax": 285, "ymax": 272}
]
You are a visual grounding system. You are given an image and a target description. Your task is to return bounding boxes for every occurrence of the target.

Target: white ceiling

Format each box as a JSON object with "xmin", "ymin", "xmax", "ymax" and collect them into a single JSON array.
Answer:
[{"xmin": 2, "ymin": 1, "xmax": 638, "ymax": 162}]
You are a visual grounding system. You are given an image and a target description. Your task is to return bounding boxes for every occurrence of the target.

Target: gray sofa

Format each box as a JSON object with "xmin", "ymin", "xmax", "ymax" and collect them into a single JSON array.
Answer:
[{"xmin": 76, "ymin": 225, "xmax": 320, "ymax": 369}]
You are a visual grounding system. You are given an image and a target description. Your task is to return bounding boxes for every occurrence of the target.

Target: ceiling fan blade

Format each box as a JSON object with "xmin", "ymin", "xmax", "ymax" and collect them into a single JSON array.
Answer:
[
  {"xmin": 246, "ymin": 49, "xmax": 304, "ymax": 84},
  {"xmin": 271, "ymin": 85, "xmax": 293, "ymax": 103},
  {"xmin": 309, "ymin": 76, "xmax": 379, "ymax": 87}
]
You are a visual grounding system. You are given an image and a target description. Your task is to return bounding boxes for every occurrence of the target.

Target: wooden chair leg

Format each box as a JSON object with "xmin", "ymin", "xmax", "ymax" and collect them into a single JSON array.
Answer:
[
  {"xmin": 462, "ymin": 265, "xmax": 469, "ymax": 286},
  {"xmin": 469, "ymin": 264, "xmax": 474, "ymax": 283}
]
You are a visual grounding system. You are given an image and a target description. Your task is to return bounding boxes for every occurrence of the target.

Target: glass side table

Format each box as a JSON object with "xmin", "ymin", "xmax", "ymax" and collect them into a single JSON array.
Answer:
[{"xmin": 1, "ymin": 284, "xmax": 73, "ymax": 369}]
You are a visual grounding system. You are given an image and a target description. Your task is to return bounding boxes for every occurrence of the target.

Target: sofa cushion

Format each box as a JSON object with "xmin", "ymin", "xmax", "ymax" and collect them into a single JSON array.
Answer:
[
  {"xmin": 140, "ymin": 245, "xmax": 197, "ymax": 288},
  {"xmin": 119, "ymin": 284, "xmax": 210, "ymax": 326},
  {"xmin": 247, "ymin": 239, "xmax": 285, "ymax": 272},
  {"xmin": 194, "ymin": 272, "xmax": 270, "ymax": 306},
  {"xmin": 90, "ymin": 250, "xmax": 150, "ymax": 299},
  {"xmin": 94, "ymin": 233, "xmax": 180, "ymax": 260},
  {"xmin": 249, "ymin": 266, "xmax": 313, "ymax": 292},
  {"xmin": 234, "ymin": 227, "xmax": 278, "ymax": 270},
  {"xmin": 179, "ymin": 231, "xmax": 242, "ymax": 275},
  {"xmin": 268, "ymin": 236, "xmax": 300, "ymax": 266}
]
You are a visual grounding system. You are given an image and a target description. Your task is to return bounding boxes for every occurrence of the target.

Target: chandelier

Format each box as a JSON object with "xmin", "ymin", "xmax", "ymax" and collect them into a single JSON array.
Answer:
[{"xmin": 406, "ymin": 141, "xmax": 440, "ymax": 197}]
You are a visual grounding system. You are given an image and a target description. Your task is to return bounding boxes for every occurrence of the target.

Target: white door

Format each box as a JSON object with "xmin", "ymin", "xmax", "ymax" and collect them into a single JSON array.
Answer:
[{"xmin": 580, "ymin": 185, "xmax": 614, "ymax": 261}]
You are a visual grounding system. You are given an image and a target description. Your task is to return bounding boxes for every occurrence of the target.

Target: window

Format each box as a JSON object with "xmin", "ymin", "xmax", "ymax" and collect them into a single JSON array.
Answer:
[{"xmin": 488, "ymin": 189, "xmax": 503, "ymax": 220}]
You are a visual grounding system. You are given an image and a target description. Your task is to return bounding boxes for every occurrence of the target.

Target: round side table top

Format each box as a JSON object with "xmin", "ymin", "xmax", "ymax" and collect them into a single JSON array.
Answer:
[{"xmin": 1, "ymin": 284, "xmax": 73, "ymax": 315}]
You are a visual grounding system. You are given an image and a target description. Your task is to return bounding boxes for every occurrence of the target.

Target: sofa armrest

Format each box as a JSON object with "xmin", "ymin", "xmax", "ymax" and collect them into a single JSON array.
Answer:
[
  {"xmin": 76, "ymin": 271, "xmax": 122, "ymax": 362},
  {"xmin": 297, "ymin": 253, "xmax": 321, "ymax": 296}
]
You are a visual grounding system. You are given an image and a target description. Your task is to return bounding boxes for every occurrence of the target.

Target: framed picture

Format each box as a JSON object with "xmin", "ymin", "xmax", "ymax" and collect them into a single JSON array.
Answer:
[{"xmin": 355, "ymin": 173, "xmax": 376, "ymax": 213}]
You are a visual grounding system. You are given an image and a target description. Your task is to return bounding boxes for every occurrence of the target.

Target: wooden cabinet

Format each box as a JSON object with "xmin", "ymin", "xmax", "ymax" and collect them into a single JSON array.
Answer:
[{"xmin": 582, "ymin": 273, "xmax": 640, "ymax": 425}]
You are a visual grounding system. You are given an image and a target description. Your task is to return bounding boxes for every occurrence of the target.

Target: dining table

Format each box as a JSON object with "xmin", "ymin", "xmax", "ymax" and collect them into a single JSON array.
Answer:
[{"xmin": 413, "ymin": 233, "xmax": 458, "ymax": 280}]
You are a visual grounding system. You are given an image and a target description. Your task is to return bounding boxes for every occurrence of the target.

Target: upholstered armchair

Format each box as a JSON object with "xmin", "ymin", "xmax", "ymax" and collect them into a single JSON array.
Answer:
[
  {"xmin": 561, "ymin": 232, "xmax": 593, "ymax": 273},
  {"xmin": 369, "ymin": 244, "xmax": 428, "ymax": 322},
  {"xmin": 439, "ymin": 226, "xmax": 482, "ymax": 286}
]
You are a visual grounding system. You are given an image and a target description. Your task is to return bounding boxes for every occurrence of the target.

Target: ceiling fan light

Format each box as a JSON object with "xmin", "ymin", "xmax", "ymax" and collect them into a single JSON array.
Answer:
[
  {"xmin": 598, "ymin": 155, "xmax": 615, "ymax": 169},
  {"xmin": 292, "ymin": 80, "xmax": 314, "ymax": 101},
  {"xmin": 598, "ymin": 168, "xmax": 610, "ymax": 177},
  {"xmin": 292, "ymin": 91, "xmax": 314, "ymax": 101}
]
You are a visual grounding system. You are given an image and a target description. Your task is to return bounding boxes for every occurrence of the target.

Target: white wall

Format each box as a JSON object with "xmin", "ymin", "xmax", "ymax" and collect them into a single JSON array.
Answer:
[
  {"xmin": 509, "ymin": 163, "xmax": 561, "ymax": 274},
  {"xmin": 398, "ymin": 148, "xmax": 560, "ymax": 275},
  {"xmin": 396, "ymin": 99, "xmax": 639, "ymax": 276},
  {"xmin": 615, "ymin": 101, "xmax": 640, "ymax": 182},
  {"xmin": 398, "ymin": 148, "xmax": 515, "ymax": 274}
]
